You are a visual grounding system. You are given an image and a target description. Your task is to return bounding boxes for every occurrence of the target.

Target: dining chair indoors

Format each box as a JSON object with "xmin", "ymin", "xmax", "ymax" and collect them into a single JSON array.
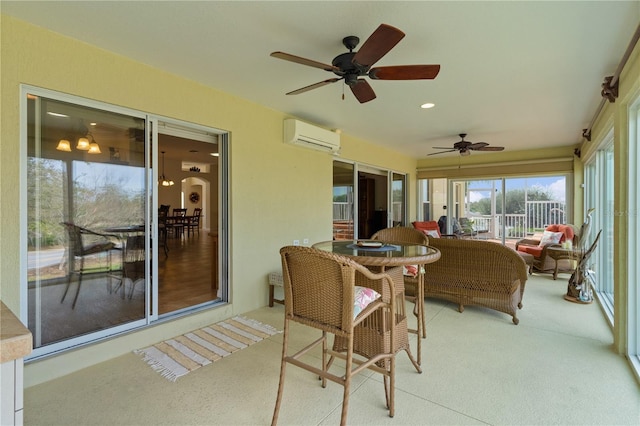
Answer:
[
  {"xmin": 186, "ymin": 207, "xmax": 202, "ymax": 237},
  {"xmin": 171, "ymin": 208, "xmax": 187, "ymax": 238},
  {"xmin": 272, "ymin": 245, "xmax": 407, "ymax": 426},
  {"xmin": 158, "ymin": 205, "xmax": 170, "ymax": 256},
  {"xmin": 60, "ymin": 222, "xmax": 122, "ymax": 309}
]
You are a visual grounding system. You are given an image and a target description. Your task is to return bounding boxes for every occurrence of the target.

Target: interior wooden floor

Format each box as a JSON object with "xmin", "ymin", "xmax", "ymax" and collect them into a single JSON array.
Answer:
[{"xmin": 157, "ymin": 229, "xmax": 218, "ymax": 315}]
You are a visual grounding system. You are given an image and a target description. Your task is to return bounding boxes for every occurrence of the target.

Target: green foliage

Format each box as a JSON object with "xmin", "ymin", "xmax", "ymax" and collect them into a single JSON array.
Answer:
[
  {"xmin": 469, "ymin": 187, "xmax": 553, "ymax": 215},
  {"xmin": 28, "ymin": 158, "xmax": 145, "ymax": 248}
]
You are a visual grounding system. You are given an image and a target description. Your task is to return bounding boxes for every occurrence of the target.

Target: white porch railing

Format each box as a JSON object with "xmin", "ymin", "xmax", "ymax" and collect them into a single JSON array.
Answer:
[
  {"xmin": 334, "ymin": 200, "xmax": 566, "ymax": 240},
  {"xmin": 468, "ymin": 200, "xmax": 567, "ymax": 240}
]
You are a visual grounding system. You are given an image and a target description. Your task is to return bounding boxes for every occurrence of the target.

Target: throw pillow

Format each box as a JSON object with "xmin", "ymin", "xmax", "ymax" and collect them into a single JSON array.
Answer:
[
  {"xmin": 422, "ymin": 229, "xmax": 440, "ymax": 238},
  {"xmin": 539, "ymin": 230, "xmax": 563, "ymax": 246},
  {"xmin": 353, "ymin": 286, "xmax": 381, "ymax": 318},
  {"xmin": 403, "ymin": 265, "xmax": 418, "ymax": 277}
]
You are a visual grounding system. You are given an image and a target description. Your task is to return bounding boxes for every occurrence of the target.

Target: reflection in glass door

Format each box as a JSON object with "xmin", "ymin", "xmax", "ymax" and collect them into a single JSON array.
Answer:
[{"xmin": 25, "ymin": 90, "xmax": 148, "ymax": 356}]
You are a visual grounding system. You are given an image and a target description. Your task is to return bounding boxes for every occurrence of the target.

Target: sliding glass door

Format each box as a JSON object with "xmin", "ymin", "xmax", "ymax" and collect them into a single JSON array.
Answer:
[
  {"xmin": 154, "ymin": 120, "xmax": 221, "ymax": 316},
  {"xmin": 23, "ymin": 87, "xmax": 229, "ymax": 358},
  {"xmin": 333, "ymin": 160, "xmax": 406, "ymax": 240},
  {"xmin": 419, "ymin": 175, "xmax": 569, "ymax": 245},
  {"xmin": 25, "ymin": 89, "xmax": 149, "ymax": 355}
]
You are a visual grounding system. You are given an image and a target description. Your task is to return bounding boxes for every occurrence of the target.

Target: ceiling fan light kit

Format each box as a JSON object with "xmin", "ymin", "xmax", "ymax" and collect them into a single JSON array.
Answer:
[{"xmin": 271, "ymin": 23, "xmax": 440, "ymax": 103}]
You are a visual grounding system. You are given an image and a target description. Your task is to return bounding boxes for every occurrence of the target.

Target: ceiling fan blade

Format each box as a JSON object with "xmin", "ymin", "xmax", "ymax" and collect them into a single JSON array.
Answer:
[
  {"xmin": 286, "ymin": 78, "xmax": 341, "ymax": 95},
  {"xmin": 428, "ymin": 149, "xmax": 458, "ymax": 156},
  {"xmin": 468, "ymin": 142, "xmax": 489, "ymax": 150},
  {"xmin": 432, "ymin": 146, "xmax": 455, "ymax": 150},
  {"xmin": 475, "ymin": 146, "xmax": 505, "ymax": 151},
  {"xmin": 369, "ymin": 65, "xmax": 441, "ymax": 80},
  {"xmin": 350, "ymin": 79, "xmax": 376, "ymax": 103},
  {"xmin": 352, "ymin": 24, "xmax": 405, "ymax": 68},
  {"xmin": 271, "ymin": 51, "xmax": 342, "ymax": 73}
]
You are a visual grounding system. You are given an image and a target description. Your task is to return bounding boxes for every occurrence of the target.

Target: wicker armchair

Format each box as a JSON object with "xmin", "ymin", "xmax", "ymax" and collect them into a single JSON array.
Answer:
[
  {"xmin": 371, "ymin": 227, "xmax": 429, "ymax": 349},
  {"xmin": 423, "ymin": 238, "xmax": 528, "ymax": 324},
  {"xmin": 515, "ymin": 224, "xmax": 579, "ymax": 278},
  {"xmin": 272, "ymin": 246, "xmax": 412, "ymax": 426}
]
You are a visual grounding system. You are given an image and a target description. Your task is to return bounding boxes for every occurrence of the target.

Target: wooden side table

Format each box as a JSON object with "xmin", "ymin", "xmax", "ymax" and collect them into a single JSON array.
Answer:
[{"xmin": 546, "ymin": 246, "xmax": 580, "ymax": 280}]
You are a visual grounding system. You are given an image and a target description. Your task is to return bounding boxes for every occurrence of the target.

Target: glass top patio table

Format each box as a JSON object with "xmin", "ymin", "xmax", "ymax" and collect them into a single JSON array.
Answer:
[{"xmin": 312, "ymin": 240, "xmax": 440, "ymax": 268}]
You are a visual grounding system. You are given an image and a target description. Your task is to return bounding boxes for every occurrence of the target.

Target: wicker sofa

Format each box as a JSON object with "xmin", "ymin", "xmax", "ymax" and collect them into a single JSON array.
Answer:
[{"xmin": 423, "ymin": 238, "xmax": 529, "ymax": 324}]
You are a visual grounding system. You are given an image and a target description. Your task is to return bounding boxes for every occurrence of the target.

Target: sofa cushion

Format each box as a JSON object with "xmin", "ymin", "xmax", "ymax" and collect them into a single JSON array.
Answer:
[{"xmin": 518, "ymin": 245, "xmax": 543, "ymax": 257}]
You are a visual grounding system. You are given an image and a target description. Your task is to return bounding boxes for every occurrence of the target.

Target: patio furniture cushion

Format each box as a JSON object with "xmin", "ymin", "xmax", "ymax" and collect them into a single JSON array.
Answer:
[
  {"xmin": 545, "ymin": 224, "xmax": 574, "ymax": 243},
  {"xmin": 411, "ymin": 221, "xmax": 441, "ymax": 237},
  {"xmin": 539, "ymin": 230, "xmax": 563, "ymax": 246},
  {"xmin": 353, "ymin": 286, "xmax": 381, "ymax": 318},
  {"xmin": 518, "ymin": 245, "xmax": 544, "ymax": 257}
]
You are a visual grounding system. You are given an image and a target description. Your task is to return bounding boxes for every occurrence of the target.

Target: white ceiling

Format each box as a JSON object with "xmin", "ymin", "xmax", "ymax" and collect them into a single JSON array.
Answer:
[{"xmin": 3, "ymin": 1, "xmax": 639, "ymax": 159}]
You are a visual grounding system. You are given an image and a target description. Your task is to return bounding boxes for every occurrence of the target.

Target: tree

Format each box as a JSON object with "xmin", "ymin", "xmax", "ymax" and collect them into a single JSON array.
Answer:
[{"xmin": 469, "ymin": 187, "xmax": 554, "ymax": 216}]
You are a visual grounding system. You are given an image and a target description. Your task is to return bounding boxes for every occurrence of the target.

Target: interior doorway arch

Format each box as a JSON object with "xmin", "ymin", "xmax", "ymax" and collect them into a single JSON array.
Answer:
[{"xmin": 182, "ymin": 176, "xmax": 210, "ymax": 231}]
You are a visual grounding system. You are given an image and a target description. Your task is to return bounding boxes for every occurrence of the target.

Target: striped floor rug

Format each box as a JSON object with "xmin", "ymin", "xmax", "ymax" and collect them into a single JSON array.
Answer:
[{"xmin": 134, "ymin": 316, "xmax": 281, "ymax": 381}]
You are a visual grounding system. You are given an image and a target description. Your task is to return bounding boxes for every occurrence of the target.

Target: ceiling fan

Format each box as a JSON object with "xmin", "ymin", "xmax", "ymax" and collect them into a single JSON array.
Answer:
[
  {"xmin": 429, "ymin": 134, "xmax": 505, "ymax": 156},
  {"xmin": 270, "ymin": 23, "xmax": 440, "ymax": 103}
]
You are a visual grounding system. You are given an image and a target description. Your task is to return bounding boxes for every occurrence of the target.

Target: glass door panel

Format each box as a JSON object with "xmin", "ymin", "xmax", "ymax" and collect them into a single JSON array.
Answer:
[
  {"xmin": 333, "ymin": 161, "xmax": 355, "ymax": 240},
  {"xmin": 448, "ymin": 176, "xmax": 567, "ymax": 244},
  {"xmin": 391, "ymin": 173, "xmax": 406, "ymax": 226},
  {"xmin": 156, "ymin": 125, "xmax": 220, "ymax": 316},
  {"xmin": 357, "ymin": 166, "xmax": 388, "ymax": 239},
  {"xmin": 26, "ymin": 92, "xmax": 148, "ymax": 352}
]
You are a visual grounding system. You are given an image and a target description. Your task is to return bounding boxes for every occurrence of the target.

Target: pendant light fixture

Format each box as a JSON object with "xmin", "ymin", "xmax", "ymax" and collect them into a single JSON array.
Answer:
[
  {"xmin": 56, "ymin": 119, "xmax": 101, "ymax": 154},
  {"xmin": 56, "ymin": 138, "xmax": 72, "ymax": 152},
  {"xmin": 159, "ymin": 151, "xmax": 174, "ymax": 186}
]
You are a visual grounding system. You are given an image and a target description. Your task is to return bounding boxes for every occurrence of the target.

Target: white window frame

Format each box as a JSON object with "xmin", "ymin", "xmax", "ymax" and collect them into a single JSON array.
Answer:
[{"xmin": 627, "ymin": 94, "xmax": 640, "ymax": 379}]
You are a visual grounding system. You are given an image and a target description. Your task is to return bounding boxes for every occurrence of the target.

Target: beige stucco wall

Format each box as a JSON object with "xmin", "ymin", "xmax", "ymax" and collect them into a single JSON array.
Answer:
[{"xmin": 0, "ymin": 15, "xmax": 417, "ymax": 385}]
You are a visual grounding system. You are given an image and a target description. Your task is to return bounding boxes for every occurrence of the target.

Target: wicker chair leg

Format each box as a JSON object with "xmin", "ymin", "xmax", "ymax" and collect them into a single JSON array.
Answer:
[
  {"xmin": 271, "ymin": 322, "xmax": 290, "ymax": 426},
  {"xmin": 512, "ymin": 315, "xmax": 519, "ymax": 325},
  {"xmin": 458, "ymin": 304, "xmax": 464, "ymax": 313}
]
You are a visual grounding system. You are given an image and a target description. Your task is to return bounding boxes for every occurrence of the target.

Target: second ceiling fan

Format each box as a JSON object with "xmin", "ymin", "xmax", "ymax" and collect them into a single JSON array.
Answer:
[
  {"xmin": 429, "ymin": 134, "xmax": 505, "ymax": 156},
  {"xmin": 270, "ymin": 23, "xmax": 440, "ymax": 103}
]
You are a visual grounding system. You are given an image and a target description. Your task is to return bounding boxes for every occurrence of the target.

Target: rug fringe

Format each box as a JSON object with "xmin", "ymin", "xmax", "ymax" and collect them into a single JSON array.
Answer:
[{"xmin": 134, "ymin": 316, "xmax": 280, "ymax": 381}]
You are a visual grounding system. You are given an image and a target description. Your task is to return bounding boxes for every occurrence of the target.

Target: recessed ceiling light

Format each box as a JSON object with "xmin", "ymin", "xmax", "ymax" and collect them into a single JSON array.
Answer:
[
  {"xmin": 47, "ymin": 111, "xmax": 69, "ymax": 117},
  {"xmin": 420, "ymin": 103, "xmax": 435, "ymax": 109}
]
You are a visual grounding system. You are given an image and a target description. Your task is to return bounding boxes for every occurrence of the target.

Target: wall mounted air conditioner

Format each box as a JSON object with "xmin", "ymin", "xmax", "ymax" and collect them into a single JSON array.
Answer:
[{"xmin": 283, "ymin": 119, "xmax": 341, "ymax": 154}]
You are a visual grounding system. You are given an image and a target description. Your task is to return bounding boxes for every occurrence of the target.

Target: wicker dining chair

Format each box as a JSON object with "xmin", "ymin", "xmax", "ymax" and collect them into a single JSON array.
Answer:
[
  {"xmin": 272, "ymin": 246, "xmax": 404, "ymax": 426},
  {"xmin": 371, "ymin": 227, "xmax": 429, "ymax": 362}
]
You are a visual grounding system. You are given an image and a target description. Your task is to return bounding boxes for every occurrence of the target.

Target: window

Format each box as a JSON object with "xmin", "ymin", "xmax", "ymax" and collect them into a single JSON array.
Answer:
[{"xmin": 584, "ymin": 132, "xmax": 615, "ymax": 319}]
